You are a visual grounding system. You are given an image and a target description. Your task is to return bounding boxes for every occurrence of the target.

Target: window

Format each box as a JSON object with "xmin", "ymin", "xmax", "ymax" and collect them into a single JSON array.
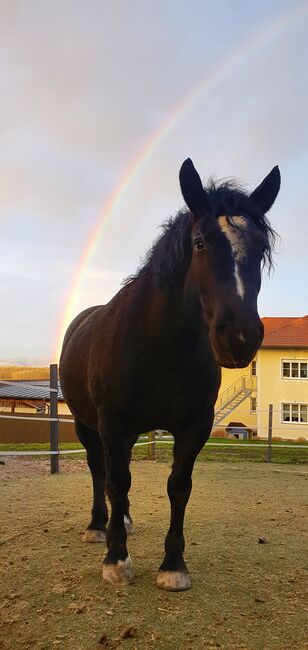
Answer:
[
  {"xmin": 282, "ymin": 360, "xmax": 308, "ymax": 379},
  {"xmin": 250, "ymin": 397, "xmax": 257, "ymax": 413},
  {"xmin": 251, "ymin": 360, "xmax": 257, "ymax": 376},
  {"xmin": 282, "ymin": 403, "xmax": 308, "ymax": 423}
]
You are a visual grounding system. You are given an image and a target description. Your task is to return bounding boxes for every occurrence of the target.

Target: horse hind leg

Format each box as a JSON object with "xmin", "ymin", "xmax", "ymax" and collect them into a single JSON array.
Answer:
[
  {"xmin": 74, "ymin": 419, "xmax": 108, "ymax": 543},
  {"xmin": 99, "ymin": 414, "xmax": 134, "ymax": 586}
]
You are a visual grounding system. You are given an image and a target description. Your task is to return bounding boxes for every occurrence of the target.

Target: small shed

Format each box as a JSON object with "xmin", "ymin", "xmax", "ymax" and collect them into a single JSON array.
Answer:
[
  {"xmin": 0, "ymin": 380, "xmax": 76, "ymax": 444},
  {"xmin": 0, "ymin": 380, "xmax": 64, "ymax": 413},
  {"xmin": 226, "ymin": 421, "xmax": 253, "ymax": 440}
]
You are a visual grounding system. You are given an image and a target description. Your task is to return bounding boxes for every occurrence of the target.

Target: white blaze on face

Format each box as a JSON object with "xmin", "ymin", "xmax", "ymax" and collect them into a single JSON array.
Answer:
[{"xmin": 218, "ymin": 216, "xmax": 248, "ymax": 300}]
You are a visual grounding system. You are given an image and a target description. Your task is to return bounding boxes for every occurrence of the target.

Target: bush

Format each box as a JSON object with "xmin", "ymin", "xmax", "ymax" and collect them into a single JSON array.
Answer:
[{"xmin": 211, "ymin": 428, "xmax": 228, "ymax": 438}]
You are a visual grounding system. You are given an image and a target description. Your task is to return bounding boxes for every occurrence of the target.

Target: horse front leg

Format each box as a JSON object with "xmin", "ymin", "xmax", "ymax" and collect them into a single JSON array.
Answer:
[
  {"xmin": 123, "ymin": 435, "xmax": 139, "ymax": 535},
  {"xmin": 99, "ymin": 418, "xmax": 133, "ymax": 586},
  {"xmin": 157, "ymin": 412, "xmax": 213, "ymax": 591}
]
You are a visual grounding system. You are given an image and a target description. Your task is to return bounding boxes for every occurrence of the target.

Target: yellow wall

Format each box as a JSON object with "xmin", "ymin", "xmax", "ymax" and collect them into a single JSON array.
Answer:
[
  {"xmin": 257, "ymin": 348, "xmax": 308, "ymax": 440},
  {"xmin": 216, "ymin": 365, "xmax": 257, "ymax": 429},
  {"xmin": 2, "ymin": 402, "xmax": 72, "ymax": 416},
  {"xmin": 54, "ymin": 402, "xmax": 72, "ymax": 416},
  {"xmin": 215, "ymin": 348, "xmax": 308, "ymax": 440}
]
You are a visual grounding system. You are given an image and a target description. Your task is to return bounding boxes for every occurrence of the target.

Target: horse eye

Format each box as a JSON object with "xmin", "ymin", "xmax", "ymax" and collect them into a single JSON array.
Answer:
[{"xmin": 194, "ymin": 239, "xmax": 205, "ymax": 251}]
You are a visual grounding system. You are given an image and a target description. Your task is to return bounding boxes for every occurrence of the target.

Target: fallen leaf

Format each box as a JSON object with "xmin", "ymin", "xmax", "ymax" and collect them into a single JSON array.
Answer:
[
  {"xmin": 115, "ymin": 626, "xmax": 137, "ymax": 641},
  {"xmin": 68, "ymin": 602, "xmax": 87, "ymax": 614}
]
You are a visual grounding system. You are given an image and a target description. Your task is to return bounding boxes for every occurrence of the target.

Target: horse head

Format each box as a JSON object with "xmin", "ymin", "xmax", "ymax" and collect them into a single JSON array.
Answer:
[{"xmin": 180, "ymin": 158, "xmax": 280, "ymax": 368}]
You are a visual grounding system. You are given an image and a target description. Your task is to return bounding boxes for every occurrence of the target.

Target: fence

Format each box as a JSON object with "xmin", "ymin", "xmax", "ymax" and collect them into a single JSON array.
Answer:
[{"xmin": 0, "ymin": 366, "xmax": 307, "ymax": 473}]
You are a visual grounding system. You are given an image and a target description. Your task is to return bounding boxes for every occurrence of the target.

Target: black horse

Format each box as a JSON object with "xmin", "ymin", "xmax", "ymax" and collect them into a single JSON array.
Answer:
[{"xmin": 60, "ymin": 158, "xmax": 280, "ymax": 591}]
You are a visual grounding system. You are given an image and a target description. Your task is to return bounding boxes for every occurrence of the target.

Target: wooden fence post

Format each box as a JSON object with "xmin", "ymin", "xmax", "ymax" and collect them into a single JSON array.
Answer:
[
  {"xmin": 148, "ymin": 431, "xmax": 156, "ymax": 460},
  {"xmin": 50, "ymin": 364, "xmax": 59, "ymax": 474},
  {"xmin": 266, "ymin": 404, "xmax": 273, "ymax": 463}
]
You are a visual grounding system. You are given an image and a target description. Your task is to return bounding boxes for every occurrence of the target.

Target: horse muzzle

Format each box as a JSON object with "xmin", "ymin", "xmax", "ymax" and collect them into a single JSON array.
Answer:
[{"xmin": 210, "ymin": 317, "xmax": 264, "ymax": 368}]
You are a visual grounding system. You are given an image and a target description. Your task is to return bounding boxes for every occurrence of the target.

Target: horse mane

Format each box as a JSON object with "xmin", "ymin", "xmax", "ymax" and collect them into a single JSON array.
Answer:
[{"xmin": 125, "ymin": 179, "xmax": 276, "ymax": 289}]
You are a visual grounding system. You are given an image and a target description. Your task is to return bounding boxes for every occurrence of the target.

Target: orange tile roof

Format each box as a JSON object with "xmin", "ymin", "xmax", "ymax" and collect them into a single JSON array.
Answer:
[{"xmin": 262, "ymin": 316, "xmax": 308, "ymax": 348}]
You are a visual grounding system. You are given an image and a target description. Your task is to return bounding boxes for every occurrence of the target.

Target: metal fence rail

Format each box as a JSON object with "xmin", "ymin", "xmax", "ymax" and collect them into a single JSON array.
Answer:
[
  {"xmin": 0, "ymin": 365, "xmax": 307, "ymax": 472},
  {"xmin": 1, "ymin": 439, "xmax": 307, "ymax": 457}
]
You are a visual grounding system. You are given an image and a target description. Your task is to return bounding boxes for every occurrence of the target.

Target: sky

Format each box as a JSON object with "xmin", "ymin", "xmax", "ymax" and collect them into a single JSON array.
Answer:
[{"xmin": 0, "ymin": 0, "xmax": 307, "ymax": 364}]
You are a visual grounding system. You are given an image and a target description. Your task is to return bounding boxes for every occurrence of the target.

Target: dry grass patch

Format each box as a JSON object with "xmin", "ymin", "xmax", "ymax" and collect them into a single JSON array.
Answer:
[{"xmin": 0, "ymin": 462, "xmax": 307, "ymax": 649}]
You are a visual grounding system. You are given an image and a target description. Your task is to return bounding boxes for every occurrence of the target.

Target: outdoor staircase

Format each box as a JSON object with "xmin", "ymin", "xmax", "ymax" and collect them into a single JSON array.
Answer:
[{"xmin": 214, "ymin": 375, "xmax": 256, "ymax": 426}]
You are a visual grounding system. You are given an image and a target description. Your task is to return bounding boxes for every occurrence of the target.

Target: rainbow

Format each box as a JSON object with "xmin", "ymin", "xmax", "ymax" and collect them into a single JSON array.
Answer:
[{"xmin": 53, "ymin": 2, "xmax": 307, "ymax": 362}]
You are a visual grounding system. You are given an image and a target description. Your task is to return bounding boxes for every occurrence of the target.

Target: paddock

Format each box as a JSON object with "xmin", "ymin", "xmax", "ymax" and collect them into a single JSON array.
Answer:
[{"xmin": 1, "ymin": 461, "xmax": 306, "ymax": 649}]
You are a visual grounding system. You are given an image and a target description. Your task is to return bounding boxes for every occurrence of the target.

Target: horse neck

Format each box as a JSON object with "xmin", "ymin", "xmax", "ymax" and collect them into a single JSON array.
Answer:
[{"xmin": 136, "ymin": 269, "xmax": 203, "ymax": 342}]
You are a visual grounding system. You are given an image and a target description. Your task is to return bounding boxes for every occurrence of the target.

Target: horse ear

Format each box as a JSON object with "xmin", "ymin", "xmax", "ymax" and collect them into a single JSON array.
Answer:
[
  {"xmin": 249, "ymin": 166, "xmax": 281, "ymax": 213},
  {"xmin": 179, "ymin": 158, "xmax": 207, "ymax": 217}
]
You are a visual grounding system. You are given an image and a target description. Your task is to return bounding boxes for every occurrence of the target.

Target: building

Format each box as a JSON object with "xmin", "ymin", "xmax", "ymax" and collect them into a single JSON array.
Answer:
[
  {"xmin": 0, "ymin": 380, "xmax": 74, "ymax": 444},
  {"xmin": 0, "ymin": 380, "xmax": 69, "ymax": 415},
  {"xmin": 1, "ymin": 316, "xmax": 307, "ymax": 442},
  {"xmin": 215, "ymin": 315, "xmax": 308, "ymax": 440}
]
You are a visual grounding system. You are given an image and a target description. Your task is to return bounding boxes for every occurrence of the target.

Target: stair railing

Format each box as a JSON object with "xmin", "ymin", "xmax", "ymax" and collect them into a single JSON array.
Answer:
[{"xmin": 215, "ymin": 375, "xmax": 256, "ymax": 414}]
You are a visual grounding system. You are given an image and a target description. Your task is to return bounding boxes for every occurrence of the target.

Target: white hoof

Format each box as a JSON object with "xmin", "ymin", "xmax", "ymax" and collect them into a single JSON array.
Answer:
[
  {"xmin": 124, "ymin": 515, "xmax": 134, "ymax": 534},
  {"xmin": 102, "ymin": 555, "xmax": 134, "ymax": 585},
  {"xmin": 156, "ymin": 570, "xmax": 191, "ymax": 591},
  {"xmin": 82, "ymin": 529, "xmax": 106, "ymax": 543}
]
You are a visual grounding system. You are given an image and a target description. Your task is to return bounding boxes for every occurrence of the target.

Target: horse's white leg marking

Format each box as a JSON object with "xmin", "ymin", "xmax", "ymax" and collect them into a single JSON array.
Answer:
[
  {"xmin": 124, "ymin": 514, "xmax": 134, "ymax": 534},
  {"xmin": 102, "ymin": 555, "xmax": 134, "ymax": 585},
  {"xmin": 82, "ymin": 529, "xmax": 106, "ymax": 543},
  {"xmin": 156, "ymin": 570, "xmax": 191, "ymax": 591},
  {"xmin": 218, "ymin": 216, "xmax": 247, "ymax": 300}
]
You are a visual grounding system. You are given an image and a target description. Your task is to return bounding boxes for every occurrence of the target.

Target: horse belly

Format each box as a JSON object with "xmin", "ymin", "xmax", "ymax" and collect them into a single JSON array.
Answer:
[
  {"xmin": 59, "ymin": 327, "xmax": 98, "ymax": 430},
  {"xmin": 124, "ymin": 367, "xmax": 219, "ymax": 435}
]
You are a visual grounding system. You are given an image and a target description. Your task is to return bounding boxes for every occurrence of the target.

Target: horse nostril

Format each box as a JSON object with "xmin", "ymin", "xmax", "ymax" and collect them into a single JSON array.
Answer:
[{"xmin": 215, "ymin": 322, "xmax": 228, "ymax": 339}]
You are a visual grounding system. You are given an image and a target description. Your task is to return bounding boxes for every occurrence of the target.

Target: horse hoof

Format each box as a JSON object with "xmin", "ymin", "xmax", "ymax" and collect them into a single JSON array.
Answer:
[
  {"xmin": 102, "ymin": 556, "xmax": 134, "ymax": 586},
  {"xmin": 82, "ymin": 529, "xmax": 106, "ymax": 543},
  {"xmin": 124, "ymin": 515, "xmax": 134, "ymax": 534},
  {"xmin": 156, "ymin": 570, "xmax": 191, "ymax": 591}
]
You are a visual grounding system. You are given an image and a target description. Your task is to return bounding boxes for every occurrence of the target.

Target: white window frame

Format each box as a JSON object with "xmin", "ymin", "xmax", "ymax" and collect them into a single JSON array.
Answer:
[
  {"xmin": 251, "ymin": 360, "xmax": 257, "ymax": 376},
  {"xmin": 281, "ymin": 402, "xmax": 308, "ymax": 424},
  {"xmin": 281, "ymin": 359, "xmax": 308, "ymax": 380}
]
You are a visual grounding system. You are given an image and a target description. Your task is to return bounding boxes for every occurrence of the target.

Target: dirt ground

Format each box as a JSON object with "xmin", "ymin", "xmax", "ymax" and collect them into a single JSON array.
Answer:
[
  {"xmin": 0, "ymin": 457, "xmax": 89, "ymax": 479},
  {"xmin": 0, "ymin": 461, "xmax": 307, "ymax": 650}
]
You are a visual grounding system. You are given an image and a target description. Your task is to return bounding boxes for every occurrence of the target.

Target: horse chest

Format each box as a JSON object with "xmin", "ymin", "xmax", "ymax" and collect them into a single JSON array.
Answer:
[{"xmin": 121, "ymin": 349, "xmax": 220, "ymax": 434}]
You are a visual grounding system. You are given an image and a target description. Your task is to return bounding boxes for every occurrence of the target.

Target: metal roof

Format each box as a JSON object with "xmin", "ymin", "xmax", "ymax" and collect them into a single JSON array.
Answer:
[{"xmin": 0, "ymin": 380, "xmax": 64, "ymax": 401}]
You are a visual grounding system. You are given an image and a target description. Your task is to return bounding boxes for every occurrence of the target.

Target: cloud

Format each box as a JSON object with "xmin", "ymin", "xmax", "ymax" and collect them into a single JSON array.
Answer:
[{"xmin": 0, "ymin": 0, "xmax": 307, "ymax": 357}]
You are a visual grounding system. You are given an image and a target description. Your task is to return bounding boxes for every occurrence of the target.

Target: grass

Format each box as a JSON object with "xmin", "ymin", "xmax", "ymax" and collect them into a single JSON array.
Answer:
[
  {"xmin": 0, "ymin": 366, "xmax": 50, "ymax": 380},
  {"xmin": 134, "ymin": 439, "xmax": 308, "ymax": 464},
  {"xmin": 0, "ymin": 442, "xmax": 83, "ymax": 452},
  {"xmin": 0, "ymin": 437, "xmax": 307, "ymax": 464}
]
